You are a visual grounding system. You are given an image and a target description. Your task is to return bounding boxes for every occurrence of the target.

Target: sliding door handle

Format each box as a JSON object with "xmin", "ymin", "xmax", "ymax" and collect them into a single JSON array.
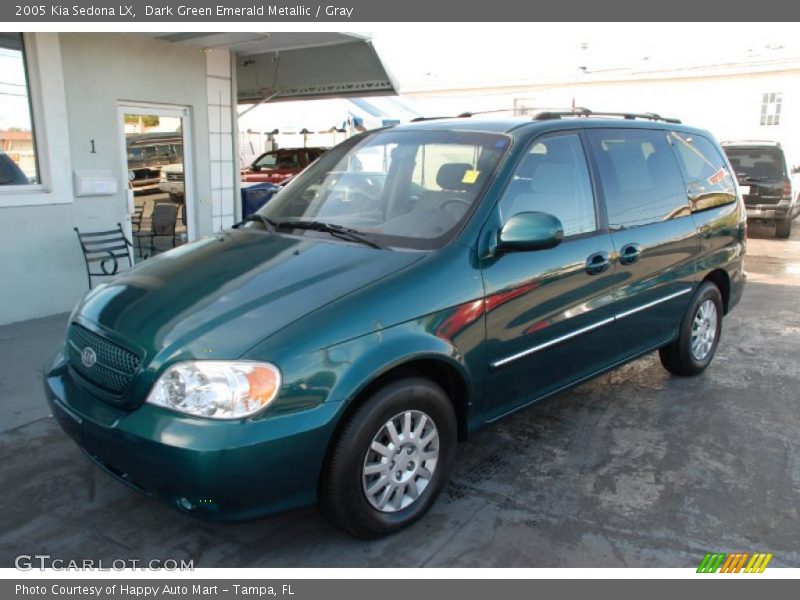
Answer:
[
  {"xmin": 586, "ymin": 251, "xmax": 611, "ymax": 275},
  {"xmin": 619, "ymin": 243, "xmax": 642, "ymax": 265}
]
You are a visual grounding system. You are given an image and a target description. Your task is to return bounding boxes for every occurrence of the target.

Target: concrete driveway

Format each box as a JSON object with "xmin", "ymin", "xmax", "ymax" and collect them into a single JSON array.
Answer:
[{"xmin": 1, "ymin": 222, "xmax": 799, "ymax": 568}]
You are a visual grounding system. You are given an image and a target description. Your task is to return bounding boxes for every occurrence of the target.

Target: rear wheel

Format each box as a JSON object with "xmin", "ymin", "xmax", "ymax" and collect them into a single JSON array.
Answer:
[
  {"xmin": 776, "ymin": 217, "xmax": 792, "ymax": 239},
  {"xmin": 321, "ymin": 376, "xmax": 457, "ymax": 538},
  {"xmin": 659, "ymin": 282, "xmax": 723, "ymax": 376}
]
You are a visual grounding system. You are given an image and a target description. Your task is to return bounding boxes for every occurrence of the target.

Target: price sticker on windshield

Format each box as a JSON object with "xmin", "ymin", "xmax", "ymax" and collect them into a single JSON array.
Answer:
[
  {"xmin": 462, "ymin": 170, "xmax": 480, "ymax": 184},
  {"xmin": 707, "ymin": 168, "xmax": 728, "ymax": 186}
]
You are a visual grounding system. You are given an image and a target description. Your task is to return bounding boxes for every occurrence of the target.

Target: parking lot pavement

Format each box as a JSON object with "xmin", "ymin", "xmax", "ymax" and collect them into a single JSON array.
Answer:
[{"xmin": 1, "ymin": 221, "xmax": 798, "ymax": 568}]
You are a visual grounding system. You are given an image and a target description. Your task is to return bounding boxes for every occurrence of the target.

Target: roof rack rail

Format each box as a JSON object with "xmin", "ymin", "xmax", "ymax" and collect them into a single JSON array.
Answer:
[
  {"xmin": 720, "ymin": 139, "xmax": 781, "ymax": 147},
  {"xmin": 410, "ymin": 115, "xmax": 451, "ymax": 122},
  {"xmin": 411, "ymin": 108, "xmax": 517, "ymax": 123},
  {"xmin": 533, "ymin": 108, "xmax": 681, "ymax": 124}
]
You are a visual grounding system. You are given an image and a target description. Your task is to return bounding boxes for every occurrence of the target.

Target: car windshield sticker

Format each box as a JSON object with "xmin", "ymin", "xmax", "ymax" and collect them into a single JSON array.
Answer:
[
  {"xmin": 462, "ymin": 170, "xmax": 480, "ymax": 184},
  {"xmin": 707, "ymin": 168, "xmax": 728, "ymax": 186}
]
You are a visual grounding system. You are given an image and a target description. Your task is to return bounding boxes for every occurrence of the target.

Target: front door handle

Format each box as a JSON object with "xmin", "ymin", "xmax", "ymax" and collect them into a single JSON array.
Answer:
[
  {"xmin": 586, "ymin": 251, "xmax": 611, "ymax": 275},
  {"xmin": 619, "ymin": 243, "xmax": 642, "ymax": 265}
]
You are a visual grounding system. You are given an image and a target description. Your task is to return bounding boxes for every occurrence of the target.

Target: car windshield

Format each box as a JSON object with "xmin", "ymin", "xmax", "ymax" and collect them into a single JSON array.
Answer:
[
  {"xmin": 254, "ymin": 129, "xmax": 509, "ymax": 249},
  {"xmin": 724, "ymin": 148, "xmax": 786, "ymax": 181}
]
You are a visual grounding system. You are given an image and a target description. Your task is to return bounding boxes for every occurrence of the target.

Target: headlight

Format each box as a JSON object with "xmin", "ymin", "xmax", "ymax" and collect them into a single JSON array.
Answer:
[{"xmin": 146, "ymin": 361, "xmax": 281, "ymax": 419}]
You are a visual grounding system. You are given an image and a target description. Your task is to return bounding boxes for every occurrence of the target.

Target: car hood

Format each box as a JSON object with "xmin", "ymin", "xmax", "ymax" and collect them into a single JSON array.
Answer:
[{"xmin": 76, "ymin": 230, "xmax": 424, "ymax": 366}]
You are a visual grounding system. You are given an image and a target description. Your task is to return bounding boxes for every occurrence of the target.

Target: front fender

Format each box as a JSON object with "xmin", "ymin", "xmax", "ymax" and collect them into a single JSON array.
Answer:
[
  {"xmin": 324, "ymin": 322, "xmax": 476, "ymax": 407},
  {"xmin": 252, "ymin": 305, "xmax": 488, "ymax": 434}
]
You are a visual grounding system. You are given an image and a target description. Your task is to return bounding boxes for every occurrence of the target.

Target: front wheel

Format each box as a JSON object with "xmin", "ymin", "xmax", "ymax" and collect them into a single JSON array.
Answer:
[
  {"xmin": 320, "ymin": 376, "xmax": 457, "ymax": 538},
  {"xmin": 659, "ymin": 282, "xmax": 723, "ymax": 376}
]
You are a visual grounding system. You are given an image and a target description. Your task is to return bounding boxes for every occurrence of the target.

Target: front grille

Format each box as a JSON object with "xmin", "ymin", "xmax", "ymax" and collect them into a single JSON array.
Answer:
[
  {"xmin": 66, "ymin": 324, "xmax": 142, "ymax": 396},
  {"xmin": 166, "ymin": 172, "xmax": 184, "ymax": 182}
]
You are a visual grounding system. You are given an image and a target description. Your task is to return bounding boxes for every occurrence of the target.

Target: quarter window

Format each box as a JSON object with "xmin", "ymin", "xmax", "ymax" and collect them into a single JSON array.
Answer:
[
  {"xmin": 499, "ymin": 133, "xmax": 596, "ymax": 237},
  {"xmin": 587, "ymin": 129, "xmax": 689, "ymax": 229},
  {"xmin": 669, "ymin": 132, "xmax": 736, "ymax": 211},
  {"xmin": 0, "ymin": 33, "xmax": 39, "ymax": 186}
]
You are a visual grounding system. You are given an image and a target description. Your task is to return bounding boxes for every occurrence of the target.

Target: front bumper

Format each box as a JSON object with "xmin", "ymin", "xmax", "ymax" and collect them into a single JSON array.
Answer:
[{"xmin": 43, "ymin": 348, "xmax": 340, "ymax": 521}]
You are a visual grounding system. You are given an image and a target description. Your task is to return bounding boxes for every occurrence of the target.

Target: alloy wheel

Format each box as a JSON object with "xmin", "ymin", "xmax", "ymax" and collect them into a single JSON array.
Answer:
[
  {"xmin": 691, "ymin": 299, "xmax": 718, "ymax": 360},
  {"xmin": 362, "ymin": 410, "xmax": 439, "ymax": 513}
]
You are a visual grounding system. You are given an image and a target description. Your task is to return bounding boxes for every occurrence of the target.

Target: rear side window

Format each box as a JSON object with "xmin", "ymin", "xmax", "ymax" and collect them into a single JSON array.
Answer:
[
  {"xmin": 723, "ymin": 147, "xmax": 786, "ymax": 181},
  {"xmin": 670, "ymin": 133, "xmax": 736, "ymax": 211},
  {"xmin": 498, "ymin": 133, "xmax": 596, "ymax": 237},
  {"xmin": 587, "ymin": 129, "xmax": 689, "ymax": 229}
]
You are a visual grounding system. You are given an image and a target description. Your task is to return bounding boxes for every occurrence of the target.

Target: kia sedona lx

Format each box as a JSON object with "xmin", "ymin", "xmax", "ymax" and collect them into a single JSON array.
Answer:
[{"xmin": 45, "ymin": 110, "xmax": 745, "ymax": 538}]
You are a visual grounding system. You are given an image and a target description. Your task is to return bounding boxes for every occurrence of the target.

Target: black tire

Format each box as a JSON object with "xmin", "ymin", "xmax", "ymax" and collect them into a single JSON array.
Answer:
[
  {"xmin": 659, "ymin": 282, "xmax": 723, "ymax": 376},
  {"xmin": 320, "ymin": 376, "xmax": 457, "ymax": 538},
  {"xmin": 776, "ymin": 218, "xmax": 792, "ymax": 239}
]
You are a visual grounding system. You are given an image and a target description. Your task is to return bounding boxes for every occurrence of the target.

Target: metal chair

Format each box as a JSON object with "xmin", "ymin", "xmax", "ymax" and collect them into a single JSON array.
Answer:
[
  {"xmin": 131, "ymin": 204, "xmax": 144, "ymax": 232},
  {"xmin": 134, "ymin": 202, "xmax": 179, "ymax": 256},
  {"xmin": 74, "ymin": 223, "xmax": 133, "ymax": 288},
  {"xmin": 176, "ymin": 203, "xmax": 188, "ymax": 246}
]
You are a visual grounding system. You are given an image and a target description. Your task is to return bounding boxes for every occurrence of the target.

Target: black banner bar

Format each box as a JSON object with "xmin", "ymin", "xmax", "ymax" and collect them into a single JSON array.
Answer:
[
  {"xmin": 3, "ymin": 579, "xmax": 799, "ymax": 600},
  {"xmin": 3, "ymin": 0, "xmax": 800, "ymax": 22}
]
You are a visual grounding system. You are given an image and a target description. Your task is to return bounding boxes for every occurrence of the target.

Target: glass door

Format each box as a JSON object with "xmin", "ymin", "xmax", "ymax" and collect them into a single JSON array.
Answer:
[{"xmin": 117, "ymin": 104, "xmax": 194, "ymax": 262}]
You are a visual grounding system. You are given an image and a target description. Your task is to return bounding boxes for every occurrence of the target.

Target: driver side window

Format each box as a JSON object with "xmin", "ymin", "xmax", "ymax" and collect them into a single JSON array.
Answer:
[{"xmin": 499, "ymin": 133, "xmax": 597, "ymax": 237}]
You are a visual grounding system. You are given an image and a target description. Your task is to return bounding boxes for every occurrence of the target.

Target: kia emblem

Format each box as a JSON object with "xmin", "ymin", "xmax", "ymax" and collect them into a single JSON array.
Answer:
[{"xmin": 81, "ymin": 347, "xmax": 97, "ymax": 369}]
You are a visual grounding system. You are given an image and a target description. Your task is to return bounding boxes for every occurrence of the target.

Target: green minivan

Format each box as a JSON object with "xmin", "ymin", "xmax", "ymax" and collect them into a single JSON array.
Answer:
[{"xmin": 45, "ymin": 111, "xmax": 746, "ymax": 537}]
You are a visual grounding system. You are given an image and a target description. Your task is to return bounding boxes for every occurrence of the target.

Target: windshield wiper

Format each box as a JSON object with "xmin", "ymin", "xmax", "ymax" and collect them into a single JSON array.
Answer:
[
  {"xmin": 276, "ymin": 220, "xmax": 385, "ymax": 249},
  {"xmin": 238, "ymin": 214, "xmax": 278, "ymax": 233}
]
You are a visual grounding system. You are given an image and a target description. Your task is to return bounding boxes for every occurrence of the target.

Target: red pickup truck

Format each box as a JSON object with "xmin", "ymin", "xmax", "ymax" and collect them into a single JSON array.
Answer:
[{"xmin": 241, "ymin": 147, "xmax": 328, "ymax": 184}]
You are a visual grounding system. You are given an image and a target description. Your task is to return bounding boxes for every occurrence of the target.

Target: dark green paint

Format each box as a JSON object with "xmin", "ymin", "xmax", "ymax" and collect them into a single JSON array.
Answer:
[
  {"xmin": 44, "ymin": 117, "xmax": 746, "ymax": 521},
  {"xmin": 496, "ymin": 211, "xmax": 564, "ymax": 252}
]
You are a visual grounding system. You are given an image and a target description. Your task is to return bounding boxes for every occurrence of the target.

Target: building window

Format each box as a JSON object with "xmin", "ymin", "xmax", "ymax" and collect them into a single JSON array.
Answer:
[
  {"xmin": 760, "ymin": 92, "xmax": 782, "ymax": 126},
  {"xmin": 0, "ymin": 33, "xmax": 39, "ymax": 186}
]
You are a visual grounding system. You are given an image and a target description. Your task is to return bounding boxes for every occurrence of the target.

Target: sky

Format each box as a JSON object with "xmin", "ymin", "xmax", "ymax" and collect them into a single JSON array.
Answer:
[
  {"xmin": 4, "ymin": 24, "xmax": 800, "ymax": 135},
  {"xmin": 0, "ymin": 46, "xmax": 33, "ymax": 132},
  {"xmin": 368, "ymin": 23, "xmax": 800, "ymax": 91},
  {"xmin": 237, "ymin": 23, "xmax": 800, "ymax": 134}
]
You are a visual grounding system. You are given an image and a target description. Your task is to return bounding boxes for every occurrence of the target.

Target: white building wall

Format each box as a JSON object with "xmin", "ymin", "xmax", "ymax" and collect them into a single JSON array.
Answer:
[{"xmin": 0, "ymin": 33, "xmax": 237, "ymax": 325}]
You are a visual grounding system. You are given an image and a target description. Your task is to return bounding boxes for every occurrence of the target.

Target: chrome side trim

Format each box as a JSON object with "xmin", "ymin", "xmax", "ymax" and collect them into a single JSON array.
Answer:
[
  {"xmin": 491, "ymin": 317, "xmax": 615, "ymax": 369},
  {"xmin": 614, "ymin": 288, "xmax": 692, "ymax": 321},
  {"xmin": 490, "ymin": 287, "xmax": 693, "ymax": 369}
]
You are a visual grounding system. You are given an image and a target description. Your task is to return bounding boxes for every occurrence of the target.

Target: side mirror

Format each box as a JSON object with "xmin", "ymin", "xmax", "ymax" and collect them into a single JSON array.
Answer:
[
  {"xmin": 497, "ymin": 211, "xmax": 564, "ymax": 252},
  {"xmin": 792, "ymin": 165, "xmax": 800, "ymax": 175},
  {"xmin": 250, "ymin": 164, "xmax": 261, "ymax": 172}
]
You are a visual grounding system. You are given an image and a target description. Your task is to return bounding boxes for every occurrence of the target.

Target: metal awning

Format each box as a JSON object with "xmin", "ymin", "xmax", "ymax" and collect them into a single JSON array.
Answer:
[{"xmin": 148, "ymin": 33, "xmax": 398, "ymax": 104}]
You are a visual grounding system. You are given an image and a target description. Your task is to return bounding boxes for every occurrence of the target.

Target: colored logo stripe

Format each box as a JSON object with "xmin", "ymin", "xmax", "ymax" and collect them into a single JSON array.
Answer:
[
  {"xmin": 745, "ymin": 553, "xmax": 773, "ymax": 573},
  {"xmin": 697, "ymin": 552, "xmax": 773, "ymax": 573},
  {"xmin": 697, "ymin": 553, "xmax": 726, "ymax": 573}
]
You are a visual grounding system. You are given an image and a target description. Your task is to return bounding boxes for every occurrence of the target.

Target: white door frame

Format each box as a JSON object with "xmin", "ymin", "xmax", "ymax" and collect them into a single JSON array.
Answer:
[{"xmin": 116, "ymin": 102, "xmax": 197, "ymax": 252}]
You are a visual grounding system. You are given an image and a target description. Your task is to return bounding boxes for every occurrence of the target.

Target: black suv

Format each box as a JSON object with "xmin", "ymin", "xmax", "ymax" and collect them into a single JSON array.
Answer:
[{"xmin": 722, "ymin": 141, "xmax": 799, "ymax": 238}]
